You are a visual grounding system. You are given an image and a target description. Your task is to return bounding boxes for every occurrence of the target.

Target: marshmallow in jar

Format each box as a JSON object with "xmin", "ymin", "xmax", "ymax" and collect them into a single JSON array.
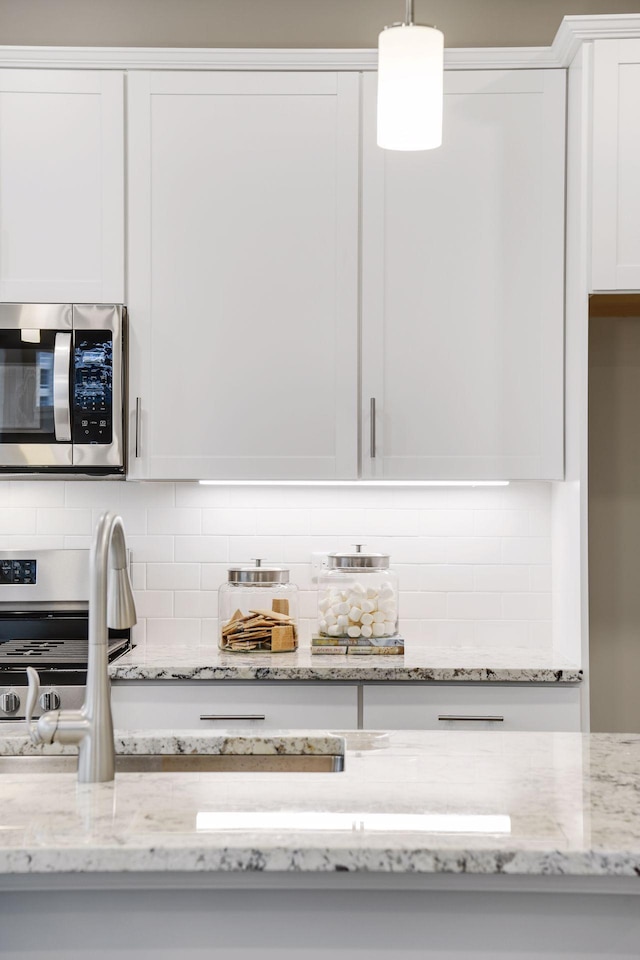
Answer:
[{"xmin": 317, "ymin": 547, "xmax": 399, "ymax": 639}]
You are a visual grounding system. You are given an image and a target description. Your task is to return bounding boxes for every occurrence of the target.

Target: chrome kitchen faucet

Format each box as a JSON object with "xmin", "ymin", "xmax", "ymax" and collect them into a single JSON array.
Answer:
[{"xmin": 25, "ymin": 512, "xmax": 137, "ymax": 783}]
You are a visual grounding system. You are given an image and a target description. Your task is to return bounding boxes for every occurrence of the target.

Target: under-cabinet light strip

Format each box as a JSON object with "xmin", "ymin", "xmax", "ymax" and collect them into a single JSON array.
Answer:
[{"xmin": 198, "ymin": 480, "xmax": 510, "ymax": 487}]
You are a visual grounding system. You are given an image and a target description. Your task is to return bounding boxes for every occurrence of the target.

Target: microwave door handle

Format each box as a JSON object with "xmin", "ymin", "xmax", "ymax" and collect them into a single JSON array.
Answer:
[{"xmin": 53, "ymin": 332, "xmax": 72, "ymax": 442}]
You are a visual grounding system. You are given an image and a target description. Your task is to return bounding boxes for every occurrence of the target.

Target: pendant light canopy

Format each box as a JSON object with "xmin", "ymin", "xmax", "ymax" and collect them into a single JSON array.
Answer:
[{"xmin": 377, "ymin": 0, "xmax": 444, "ymax": 152}]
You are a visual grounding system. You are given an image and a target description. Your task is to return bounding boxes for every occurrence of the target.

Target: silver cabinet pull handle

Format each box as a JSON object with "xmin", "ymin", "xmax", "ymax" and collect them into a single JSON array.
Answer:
[
  {"xmin": 438, "ymin": 715, "xmax": 504, "ymax": 723},
  {"xmin": 370, "ymin": 397, "xmax": 376, "ymax": 459},
  {"xmin": 200, "ymin": 714, "xmax": 266, "ymax": 721},
  {"xmin": 135, "ymin": 397, "xmax": 141, "ymax": 458}
]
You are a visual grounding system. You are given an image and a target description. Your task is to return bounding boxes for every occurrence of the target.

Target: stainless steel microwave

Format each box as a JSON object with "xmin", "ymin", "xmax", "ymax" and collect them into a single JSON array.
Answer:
[{"xmin": 0, "ymin": 304, "xmax": 125, "ymax": 474}]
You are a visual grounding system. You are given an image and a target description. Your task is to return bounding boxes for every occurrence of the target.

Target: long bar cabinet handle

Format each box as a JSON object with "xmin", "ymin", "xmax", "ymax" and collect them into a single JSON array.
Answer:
[
  {"xmin": 200, "ymin": 714, "xmax": 266, "ymax": 721},
  {"xmin": 437, "ymin": 715, "xmax": 505, "ymax": 723},
  {"xmin": 135, "ymin": 397, "xmax": 142, "ymax": 458},
  {"xmin": 370, "ymin": 397, "xmax": 376, "ymax": 459}
]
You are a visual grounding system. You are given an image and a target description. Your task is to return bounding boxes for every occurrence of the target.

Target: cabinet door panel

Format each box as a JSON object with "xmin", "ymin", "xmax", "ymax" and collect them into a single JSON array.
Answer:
[
  {"xmin": 128, "ymin": 71, "xmax": 359, "ymax": 480},
  {"xmin": 362, "ymin": 70, "xmax": 565, "ymax": 480},
  {"xmin": 111, "ymin": 681, "xmax": 358, "ymax": 730},
  {"xmin": 362, "ymin": 684, "xmax": 582, "ymax": 732},
  {"xmin": 0, "ymin": 69, "xmax": 124, "ymax": 303},
  {"xmin": 591, "ymin": 39, "xmax": 640, "ymax": 291}
]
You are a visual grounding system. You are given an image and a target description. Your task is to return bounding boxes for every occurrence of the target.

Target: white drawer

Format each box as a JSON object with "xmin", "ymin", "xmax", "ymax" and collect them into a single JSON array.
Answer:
[
  {"xmin": 111, "ymin": 682, "xmax": 358, "ymax": 730},
  {"xmin": 362, "ymin": 684, "xmax": 582, "ymax": 732}
]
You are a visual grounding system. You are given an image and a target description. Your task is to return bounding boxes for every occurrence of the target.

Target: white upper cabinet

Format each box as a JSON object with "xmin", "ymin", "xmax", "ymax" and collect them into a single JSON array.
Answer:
[
  {"xmin": 0, "ymin": 70, "xmax": 124, "ymax": 303},
  {"xmin": 361, "ymin": 70, "xmax": 565, "ymax": 480},
  {"xmin": 591, "ymin": 40, "xmax": 640, "ymax": 291},
  {"xmin": 127, "ymin": 71, "xmax": 359, "ymax": 480}
]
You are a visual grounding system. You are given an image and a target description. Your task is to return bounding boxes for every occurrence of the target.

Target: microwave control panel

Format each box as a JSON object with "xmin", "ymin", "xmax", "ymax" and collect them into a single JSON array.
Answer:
[{"xmin": 73, "ymin": 332, "xmax": 113, "ymax": 444}]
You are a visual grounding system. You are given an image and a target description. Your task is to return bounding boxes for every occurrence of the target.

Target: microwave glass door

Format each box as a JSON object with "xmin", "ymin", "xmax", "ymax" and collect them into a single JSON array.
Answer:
[{"xmin": 0, "ymin": 329, "xmax": 69, "ymax": 444}]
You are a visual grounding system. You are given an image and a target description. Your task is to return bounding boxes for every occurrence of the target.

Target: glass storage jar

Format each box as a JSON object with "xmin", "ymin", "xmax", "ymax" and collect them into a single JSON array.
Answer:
[
  {"xmin": 218, "ymin": 561, "xmax": 299, "ymax": 653},
  {"xmin": 317, "ymin": 546, "xmax": 399, "ymax": 640}
]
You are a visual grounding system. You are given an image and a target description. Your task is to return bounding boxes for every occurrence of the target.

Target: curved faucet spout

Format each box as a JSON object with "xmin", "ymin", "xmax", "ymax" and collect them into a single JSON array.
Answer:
[{"xmin": 26, "ymin": 512, "xmax": 137, "ymax": 783}]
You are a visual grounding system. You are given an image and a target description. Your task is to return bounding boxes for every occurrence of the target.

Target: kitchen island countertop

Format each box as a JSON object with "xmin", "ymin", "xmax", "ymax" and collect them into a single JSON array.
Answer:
[{"xmin": 0, "ymin": 729, "xmax": 636, "ymax": 882}]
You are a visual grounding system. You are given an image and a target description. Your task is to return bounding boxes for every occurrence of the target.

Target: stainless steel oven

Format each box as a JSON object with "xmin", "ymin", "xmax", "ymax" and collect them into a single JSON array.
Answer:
[
  {"xmin": 0, "ymin": 303, "xmax": 125, "ymax": 474},
  {"xmin": 0, "ymin": 549, "xmax": 132, "ymax": 721}
]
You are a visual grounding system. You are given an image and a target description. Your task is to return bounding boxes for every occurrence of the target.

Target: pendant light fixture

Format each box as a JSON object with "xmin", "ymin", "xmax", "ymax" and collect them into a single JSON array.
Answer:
[{"xmin": 377, "ymin": 0, "xmax": 444, "ymax": 151}]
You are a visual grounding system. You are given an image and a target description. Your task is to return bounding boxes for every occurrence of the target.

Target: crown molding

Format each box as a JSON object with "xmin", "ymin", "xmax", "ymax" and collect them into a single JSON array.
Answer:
[
  {"xmin": 0, "ymin": 16, "xmax": 638, "ymax": 72},
  {"xmin": 0, "ymin": 45, "xmax": 553, "ymax": 71},
  {"xmin": 552, "ymin": 14, "xmax": 640, "ymax": 65}
]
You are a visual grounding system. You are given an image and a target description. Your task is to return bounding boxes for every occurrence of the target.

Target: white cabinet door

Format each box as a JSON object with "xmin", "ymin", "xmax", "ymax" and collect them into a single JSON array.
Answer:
[
  {"xmin": 361, "ymin": 70, "xmax": 565, "ymax": 480},
  {"xmin": 127, "ymin": 71, "xmax": 359, "ymax": 480},
  {"xmin": 591, "ymin": 40, "xmax": 640, "ymax": 291},
  {"xmin": 0, "ymin": 70, "xmax": 124, "ymax": 303},
  {"xmin": 362, "ymin": 684, "xmax": 582, "ymax": 732},
  {"xmin": 111, "ymin": 682, "xmax": 358, "ymax": 730}
]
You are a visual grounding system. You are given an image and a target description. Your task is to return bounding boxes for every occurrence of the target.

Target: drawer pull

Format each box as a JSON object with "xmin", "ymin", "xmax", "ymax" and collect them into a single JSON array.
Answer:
[
  {"xmin": 200, "ymin": 714, "xmax": 266, "ymax": 721},
  {"xmin": 437, "ymin": 715, "xmax": 504, "ymax": 723}
]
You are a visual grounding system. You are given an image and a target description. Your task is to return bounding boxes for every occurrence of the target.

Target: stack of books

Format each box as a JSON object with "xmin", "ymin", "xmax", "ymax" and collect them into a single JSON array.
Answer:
[{"xmin": 311, "ymin": 635, "xmax": 405, "ymax": 656}]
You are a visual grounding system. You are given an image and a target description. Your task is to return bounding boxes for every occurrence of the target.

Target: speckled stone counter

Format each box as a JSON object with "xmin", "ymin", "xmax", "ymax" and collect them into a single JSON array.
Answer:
[
  {"xmin": 110, "ymin": 640, "xmax": 583, "ymax": 684},
  {"xmin": 0, "ymin": 730, "xmax": 637, "ymax": 880}
]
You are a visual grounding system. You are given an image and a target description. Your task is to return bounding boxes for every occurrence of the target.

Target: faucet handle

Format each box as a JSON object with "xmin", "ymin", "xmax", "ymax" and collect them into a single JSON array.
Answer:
[{"xmin": 25, "ymin": 667, "xmax": 41, "ymax": 744}]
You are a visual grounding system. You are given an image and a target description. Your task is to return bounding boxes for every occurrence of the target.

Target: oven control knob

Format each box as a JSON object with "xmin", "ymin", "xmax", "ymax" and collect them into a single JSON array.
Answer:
[
  {"xmin": 39, "ymin": 690, "xmax": 61, "ymax": 712},
  {"xmin": 0, "ymin": 690, "xmax": 20, "ymax": 714}
]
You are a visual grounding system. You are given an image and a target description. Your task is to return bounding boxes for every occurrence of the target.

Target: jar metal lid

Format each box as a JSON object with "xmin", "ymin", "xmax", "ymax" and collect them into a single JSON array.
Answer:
[
  {"xmin": 327, "ymin": 551, "xmax": 390, "ymax": 570},
  {"xmin": 227, "ymin": 565, "xmax": 290, "ymax": 584}
]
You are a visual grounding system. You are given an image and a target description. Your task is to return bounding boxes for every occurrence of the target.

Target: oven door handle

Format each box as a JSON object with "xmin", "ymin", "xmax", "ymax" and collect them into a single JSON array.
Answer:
[{"xmin": 53, "ymin": 332, "xmax": 72, "ymax": 442}]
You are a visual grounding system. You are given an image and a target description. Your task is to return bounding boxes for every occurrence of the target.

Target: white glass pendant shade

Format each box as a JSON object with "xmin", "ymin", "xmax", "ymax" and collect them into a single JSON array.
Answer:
[{"xmin": 377, "ymin": 23, "xmax": 444, "ymax": 151}]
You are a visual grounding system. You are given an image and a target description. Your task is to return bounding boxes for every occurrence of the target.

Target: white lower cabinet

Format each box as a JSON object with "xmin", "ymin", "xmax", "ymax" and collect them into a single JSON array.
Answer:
[
  {"xmin": 362, "ymin": 684, "xmax": 582, "ymax": 732},
  {"xmin": 111, "ymin": 681, "xmax": 581, "ymax": 733},
  {"xmin": 111, "ymin": 682, "xmax": 358, "ymax": 730}
]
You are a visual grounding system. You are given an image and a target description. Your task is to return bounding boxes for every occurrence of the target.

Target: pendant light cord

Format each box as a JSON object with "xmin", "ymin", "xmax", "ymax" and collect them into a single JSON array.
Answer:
[{"xmin": 405, "ymin": 0, "xmax": 414, "ymax": 25}]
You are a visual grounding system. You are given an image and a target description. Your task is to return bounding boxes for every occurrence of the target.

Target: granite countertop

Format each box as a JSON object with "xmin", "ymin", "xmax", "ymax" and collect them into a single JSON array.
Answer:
[
  {"xmin": 0, "ymin": 729, "xmax": 638, "ymax": 879},
  {"xmin": 110, "ymin": 640, "xmax": 583, "ymax": 683}
]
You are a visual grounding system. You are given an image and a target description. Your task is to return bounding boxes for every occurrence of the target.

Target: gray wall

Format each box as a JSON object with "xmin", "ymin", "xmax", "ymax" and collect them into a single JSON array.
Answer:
[
  {"xmin": 589, "ymin": 306, "xmax": 640, "ymax": 733},
  {"xmin": 0, "ymin": 0, "xmax": 639, "ymax": 48}
]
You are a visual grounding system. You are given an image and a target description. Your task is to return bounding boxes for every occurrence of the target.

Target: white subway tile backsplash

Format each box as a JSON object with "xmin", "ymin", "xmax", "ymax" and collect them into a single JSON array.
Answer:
[
  {"xmin": 502, "ymin": 593, "xmax": 553, "ymax": 621},
  {"xmin": 10, "ymin": 481, "xmax": 65, "ymax": 507},
  {"xmin": 418, "ymin": 510, "xmax": 475, "ymax": 536},
  {"xmin": 132, "ymin": 590, "xmax": 174, "ymax": 619},
  {"xmin": 473, "ymin": 565, "xmax": 530, "ymax": 593},
  {"xmin": 147, "ymin": 563, "xmax": 201, "ymax": 591},
  {"xmin": 0, "ymin": 508, "xmax": 37, "ymax": 534},
  {"xmin": 228, "ymin": 536, "xmax": 284, "ymax": 563},
  {"xmin": 401, "ymin": 592, "xmax": 447, "ymax": 619},
  {"xmin": 200, "ymin": 563, "xmax": 230, "ymax": 591},
  {"xmin": 308, "ymin": 509, "xmax": 368, "ymax": 535},
  {"xmin": 255, "ymin": 509, "xmax": 310, "ymax": 536},
  {"xmin": 0, "ymin": 480, "xmax": 554, "ymax": 651},
  {"xmin": 65, "ymin": 481, "xmax": 123, "ymax": 509},
  {"xmin": 394, "ymin": 564, "xmax": 424, "ymax": 590},
  {"xmin": 473, "ymin": 620, "xmax": 531, "ymax": 645},
  {"xmin": 174, "ymin": 591, "xmax": 218, "ymax": 619},
  {"xmin": 37, "ymin": 509, "xmax": 92, "ymax": 536},
  {"xmin": 447, "ymin": 593, "xmax": 503, "ymax": 621},
  {"xmin": 128, "ymin": 536, "xmax": 174, "ymax": 563},
  {"xmin": 473, "ymin": 510, "xmax": 530, "ymax": 537},
  {"xmin": 146, "ymin": 618, "xmax": 201, "ymax": 643},
  {"xmin": 386, "ymin": 537, "xmax": 448, "ymax": 564},
  {"xmin": 131, "ymin": 563, "xmax": 146, "ymax": 590},
  {"xmin": 147, "ymin": 508, "xmax": 201, "ymax": 535},
  {"xmin": 175, "ymin": 536, "xmax": 228, "ymax": 563},
  {"xmin": 420, "ymin": 565, "xmax": 474, "ymax": 592},
  {"xmin": 202, "ymin": 509, "xmax": 257, "ymax": 536},
  {"xmin": 446, "ymin": 538, "xmax": 501, "ymax": 564},
  {"xmin": 530, "ymin": 565, "xmax": 553, "ymax": 592},
  {"xmin": 2, "ymin": 535, "xmax": 64, "ymax": 549},
  {"xmin": 502, "ymin": 537, "xmax": 551, "ymax": 564}
]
